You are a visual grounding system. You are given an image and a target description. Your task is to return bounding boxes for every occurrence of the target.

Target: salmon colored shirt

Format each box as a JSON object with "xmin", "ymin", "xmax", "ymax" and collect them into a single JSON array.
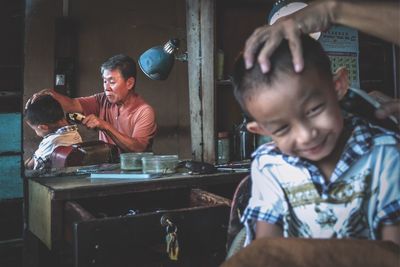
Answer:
[{"xmin": 78, "ymin": 92, "xmax": 156, "ymax": 152}]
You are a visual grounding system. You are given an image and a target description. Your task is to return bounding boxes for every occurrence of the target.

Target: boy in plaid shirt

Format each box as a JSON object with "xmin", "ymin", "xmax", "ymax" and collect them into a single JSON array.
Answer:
[
  {"xmin": 232, "ymin": 35, "xmax": 400, "ymax": 245},
  {"xmin": 25, "ymin": 95, "xmax": 82, "ymax": 170}
]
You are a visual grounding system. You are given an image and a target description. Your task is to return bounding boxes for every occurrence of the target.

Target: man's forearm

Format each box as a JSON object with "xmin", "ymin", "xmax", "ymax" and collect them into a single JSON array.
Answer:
[
  {"xmin": 333, "ymin": 0, "xmax": 400, "ymax": 45},
  {"xmin": 24, "ymin": 156, "xmax": 34, "ymax": 169},
  {"xmin": 50, "ymin": 89, "xmax": 84, "ymax": 113}
]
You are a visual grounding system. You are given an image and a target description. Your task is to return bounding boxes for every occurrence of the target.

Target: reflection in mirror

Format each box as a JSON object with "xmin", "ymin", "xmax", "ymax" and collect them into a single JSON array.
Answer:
[{"xmin": 23, "ymin": 0, "xmax": 191, "ymax": 176}]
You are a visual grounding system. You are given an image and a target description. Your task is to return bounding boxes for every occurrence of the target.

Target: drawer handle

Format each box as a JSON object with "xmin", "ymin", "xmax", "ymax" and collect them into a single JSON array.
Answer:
[
  {"xmin": 160, "ymin": 214, "xmax": 178, "ymax": 233},
  {"xmin": 160, "ymin": 214, "xmax": 179, "ymax": 261},
  {"xmin": 160, "ymin": 214, "xmax": 174, "ymax": 228}
]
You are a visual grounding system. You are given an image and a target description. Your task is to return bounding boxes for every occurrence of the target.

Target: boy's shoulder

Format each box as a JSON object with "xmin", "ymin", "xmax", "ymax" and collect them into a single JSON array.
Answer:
[
  {"xmin": 345, "ymin": 115, "xmax": 399, "ymax": 147},
  {"xmin": 44, "ymin": 125, "xmax": 82, "ymax": 145},
  {"xmin": 371, "ymin": 134, "xmax": 398, "ymax": 147}
]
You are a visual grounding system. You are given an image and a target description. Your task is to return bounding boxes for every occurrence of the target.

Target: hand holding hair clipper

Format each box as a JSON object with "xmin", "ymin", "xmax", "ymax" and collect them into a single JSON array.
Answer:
[
  {"xmin": 368, "ymin": 90, "xmax": 400, "ymax": 126},
  {"xmin": 67, "ymin": 112, "xmax": 86, "ymax": 124},
  {"xmin": 342, "ymin": 88, "xmax": 399, "ymax": 131}
]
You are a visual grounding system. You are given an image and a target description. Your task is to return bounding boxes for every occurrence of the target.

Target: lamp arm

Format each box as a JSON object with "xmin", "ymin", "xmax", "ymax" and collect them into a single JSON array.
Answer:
[{"xmin": 175, "ymin": 52, "xmax": 188, "ymax": 62}]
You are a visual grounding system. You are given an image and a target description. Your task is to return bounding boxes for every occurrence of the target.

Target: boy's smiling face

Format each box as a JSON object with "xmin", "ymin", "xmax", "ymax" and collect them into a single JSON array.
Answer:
[{"xmin": 245, "ymin": 68, "xmax": 348, "ymax": 163}]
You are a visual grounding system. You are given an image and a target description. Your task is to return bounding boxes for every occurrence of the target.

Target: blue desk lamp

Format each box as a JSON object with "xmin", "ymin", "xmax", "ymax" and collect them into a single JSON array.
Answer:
[
  {"xmin": 268, "ymin": 0, "xmax": 320, "ymax": 40},
  {"xmin": 138, "ymin": 39, "xmax": 187, "ymax": 81}
]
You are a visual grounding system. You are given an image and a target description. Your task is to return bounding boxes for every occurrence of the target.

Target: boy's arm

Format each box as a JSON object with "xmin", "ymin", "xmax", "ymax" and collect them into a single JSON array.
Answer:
[
  {"xmin": 24, "ymin": 156, "xmax": 34, "ymax": 169},
  {"xmin": 381, "ymin": 223, "xmax": 400, "ymax": 246},
  {"xmin": 255, "ymin": 221, "xmax": 283, "ymax": 239}
]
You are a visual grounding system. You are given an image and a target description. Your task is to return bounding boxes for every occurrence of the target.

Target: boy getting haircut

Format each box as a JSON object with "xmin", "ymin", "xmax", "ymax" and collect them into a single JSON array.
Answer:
[
  {"xmin": 25, "ymin": 94, "xmax": 66, "ymax": 126},
  {"xmin": 232, "ymin": 35, "xmax": 400, "ymax": 245},
  {"xmin": 25, "ymin": 95, "xmax": 82, "ymax": 170}
]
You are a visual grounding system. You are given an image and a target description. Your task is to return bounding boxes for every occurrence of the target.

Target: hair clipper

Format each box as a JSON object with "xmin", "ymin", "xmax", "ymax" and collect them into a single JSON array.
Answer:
[
  {"xmin": 67, "ymin": 112, "xmax": 86, "ymax": 124},
  {"xmin": 340, "ymin": 87, "xmax": 398, "ymax": 132}
]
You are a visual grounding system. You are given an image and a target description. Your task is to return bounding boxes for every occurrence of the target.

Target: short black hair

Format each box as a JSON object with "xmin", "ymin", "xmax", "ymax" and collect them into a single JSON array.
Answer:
[
  {"xmin": 25, "ymin": 95, "xmax": 65, "ymax": 125},
  {"xmin": 100, "ymin": 54, "xmax": 137, "ymax": 80},
  {"xmin": 232, "ymin": 34, "xmax": 332, "ymax": 115}
]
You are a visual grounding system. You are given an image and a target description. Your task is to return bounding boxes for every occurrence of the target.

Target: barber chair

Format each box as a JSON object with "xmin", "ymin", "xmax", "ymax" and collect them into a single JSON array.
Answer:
[
  {"xmin": 226, "ymin": 175, "xmax": 251, "ymax": 259},
  {"xmin": 223, "ymin": 176, "xmax": 400, "ymax": 267},
  {"xmin": 50, "ymin": 140, "xmax": 119, "ymax": 168}
]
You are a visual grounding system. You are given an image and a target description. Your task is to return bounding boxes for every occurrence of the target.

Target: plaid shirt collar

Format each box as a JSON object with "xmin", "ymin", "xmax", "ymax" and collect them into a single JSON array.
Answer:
[
  {"xmin": 257, "ymin": 115, "xmax": 397, "ymax": 194},
  {"xmin": 43, "ymin": 124, "xmax": 78, "ymax": 139}
]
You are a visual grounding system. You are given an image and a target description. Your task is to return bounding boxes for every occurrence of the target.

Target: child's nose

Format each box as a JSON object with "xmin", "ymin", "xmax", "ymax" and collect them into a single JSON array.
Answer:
[{"xmin": 295, "ymin": 123, "xmax": 317, "ymax": 144}]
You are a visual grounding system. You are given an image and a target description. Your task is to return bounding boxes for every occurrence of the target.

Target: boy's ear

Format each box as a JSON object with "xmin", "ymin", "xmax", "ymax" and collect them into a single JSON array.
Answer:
[
  {"xmin": 37, "ymin": 124, "xmax": 49, "ymax": 131},
  {"xmin": 333, "ymin": 66, "xmax": 349, "ymax": 100},
  {"xmin": 247, "ymin": 121, "xmax": 267, "ymax": 135}
]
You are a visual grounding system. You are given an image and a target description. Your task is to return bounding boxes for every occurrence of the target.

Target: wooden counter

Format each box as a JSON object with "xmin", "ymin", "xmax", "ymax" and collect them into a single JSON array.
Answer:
[{"xmin": 28, "ymin": 171, "xmax": 247, "ymax": 251}]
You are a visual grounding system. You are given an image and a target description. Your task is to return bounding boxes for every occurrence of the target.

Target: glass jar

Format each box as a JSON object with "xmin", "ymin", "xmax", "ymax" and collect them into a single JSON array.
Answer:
[
  {"xmin": 142, "ymin": 155, "xmax": 179, "ymax": 174},
  {"xmin": 120, "ymin": 152, "xmax": 154, "ymax": 170},
  {"xmin": 217, "ymin": 132, "xmax": 230, "ymax": 164},
  {"xmin": 234, "ymin": 115, "xmax": 255, "ymax": 160}
]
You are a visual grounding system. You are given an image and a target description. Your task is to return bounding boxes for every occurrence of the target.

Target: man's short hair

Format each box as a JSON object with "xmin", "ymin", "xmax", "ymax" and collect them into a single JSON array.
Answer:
[
  {"xmin": 25, "ymin": 95, "xmax": 65, "ymax": 125},
  {"xmin": 100, "ymin": 54, "xmax": 137, "ymax": 80},
  {"xmin": 232, "ymin": 35, "xmax": 332, "ymax": 114}
]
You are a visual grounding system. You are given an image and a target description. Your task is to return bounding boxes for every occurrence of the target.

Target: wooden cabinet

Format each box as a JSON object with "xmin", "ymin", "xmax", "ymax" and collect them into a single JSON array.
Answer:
[
  {"xmin": 27, "ymin": 172, "xmax": 247, "ymax": 266},
  {"xmin": 69, "ymin": 188, "xmax": 230, "ymax": 267},
  {"xmin": 186, "ymin": 0, "xmax": 274, "ymax": 163}
]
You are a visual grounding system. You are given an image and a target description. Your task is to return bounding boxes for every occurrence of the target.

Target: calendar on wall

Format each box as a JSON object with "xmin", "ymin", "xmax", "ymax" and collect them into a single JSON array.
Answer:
[{"xmin": 319, "ymin": 26, "xmax": 360, "ymax": 89}]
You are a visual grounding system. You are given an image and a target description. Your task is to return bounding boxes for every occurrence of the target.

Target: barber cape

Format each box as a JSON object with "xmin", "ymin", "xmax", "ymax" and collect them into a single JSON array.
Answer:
[{"xmin": 33, "ymin": 125, "xmax": 82, "ymax": 170}]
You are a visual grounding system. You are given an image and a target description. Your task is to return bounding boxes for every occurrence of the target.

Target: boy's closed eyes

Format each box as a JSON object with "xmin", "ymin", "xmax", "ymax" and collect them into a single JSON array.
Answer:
[{"xmin": 260, "ymin": 102, "xmax": 324, "ymax": 135}]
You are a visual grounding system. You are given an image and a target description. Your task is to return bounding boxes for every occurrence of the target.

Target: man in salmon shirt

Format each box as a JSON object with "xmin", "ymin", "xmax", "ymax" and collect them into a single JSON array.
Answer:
[{"xmin": 28, "ymin": 54, "xmax": 157, "ymax": 153}]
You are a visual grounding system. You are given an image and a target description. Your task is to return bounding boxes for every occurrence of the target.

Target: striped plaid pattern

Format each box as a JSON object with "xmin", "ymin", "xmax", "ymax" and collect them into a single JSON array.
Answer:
[
  {"xmin": 242, "ymin": 115, "xmax": 399, "ymax": 229},
  {"xmin": 260, "ymin": 116, "xmax": 395, "ymax": 193},
  {"xmin": 44, "ymin": 125, "xmax": 79, "ymax": 137},
  {"xmin": 34, "ymin": 125, "xmax": 81, "ymax": 170}
]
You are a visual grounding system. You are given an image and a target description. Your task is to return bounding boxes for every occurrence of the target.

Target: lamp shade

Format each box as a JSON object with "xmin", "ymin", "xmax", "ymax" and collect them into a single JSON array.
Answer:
[
  {"xmin": 138, "ymin": 39, "xmax": 180, "ymax": 81},
  {"xmin": 268, "ymin": 0, "xmax": 320, "ymax": 40}
]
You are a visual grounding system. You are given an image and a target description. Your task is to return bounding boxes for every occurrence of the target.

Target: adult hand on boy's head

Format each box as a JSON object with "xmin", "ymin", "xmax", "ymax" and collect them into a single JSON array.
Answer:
[
  {"xmin": 243, "ymin": 1, "xmax": 334, "ymax": 73},
  {"xmin": 25, "ymin": 88, "xmax": 55, "ymax": 110},
  {"xmin": 244, "ymin": 18, "xmax": 303, "ymax": 73}
]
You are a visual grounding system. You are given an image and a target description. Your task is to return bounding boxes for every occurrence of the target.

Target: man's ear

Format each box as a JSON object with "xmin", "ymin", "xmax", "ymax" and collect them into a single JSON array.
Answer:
[
  {"xmin": 332, "ymin": 66, "xmax": 349, "ymax": 100},
  {"xmin": 247, "ymin": 121, "xmax": 268, "ymax": 136},
  {"xmin": 127, "ymin": 77, "xmax": 135, "ymax": 91}
]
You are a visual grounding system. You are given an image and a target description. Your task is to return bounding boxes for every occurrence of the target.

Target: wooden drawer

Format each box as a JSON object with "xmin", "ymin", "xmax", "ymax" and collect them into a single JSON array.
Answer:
[{"xmin": 64, "ymin": 188, "xmax": 231, "ymax": 267}]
